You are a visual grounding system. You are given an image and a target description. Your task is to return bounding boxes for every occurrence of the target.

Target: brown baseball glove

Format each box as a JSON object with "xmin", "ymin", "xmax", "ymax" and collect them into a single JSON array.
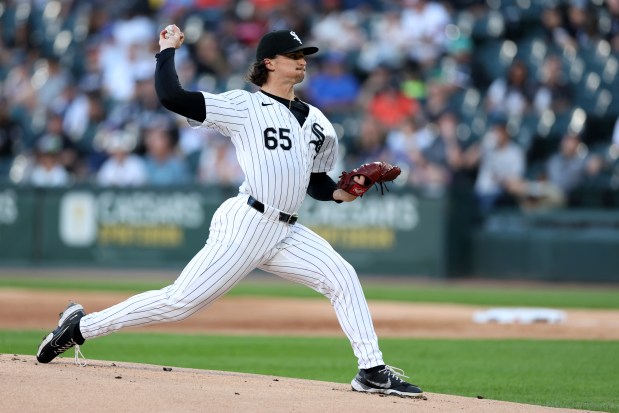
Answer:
[{"xmin": 336, "ymin": 161, "xmax": 401, "ymax": 197}]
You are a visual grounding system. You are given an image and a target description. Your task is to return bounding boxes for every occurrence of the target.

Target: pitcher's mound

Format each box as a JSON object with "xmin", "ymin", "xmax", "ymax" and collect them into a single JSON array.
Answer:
[{"xmin": 0, "ymin": 354, "xmax": 591, "ymax": 413}]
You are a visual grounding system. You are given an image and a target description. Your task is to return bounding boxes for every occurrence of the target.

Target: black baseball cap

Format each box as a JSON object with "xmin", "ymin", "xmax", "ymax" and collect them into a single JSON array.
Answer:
[{"xmin": 256, "ymin": 30, "xmax": 319, "ymax": 61}]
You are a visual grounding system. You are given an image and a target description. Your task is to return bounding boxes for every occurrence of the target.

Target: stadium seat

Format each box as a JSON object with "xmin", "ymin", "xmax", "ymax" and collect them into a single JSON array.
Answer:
[
  {"xmin": 536, "ymin": 109, "xmax": 556, "ymax": 139},
  {"xmin": 515, "ymin": 35, "xmax": 548, "ymax": 74},
  {"xmin": 471, "ymin": 10, "xmax": 506, "ymax": 40},
  {"xmin": 572, "ymin": 73, "xmax": 616, "ymax": 118},
  {"xmin": 527, "ymin": 135, "xmax": 560, "ymax": 165},
  {"xmin": 606, "ymin": 93, "xmax": 619, "ymax": 118},
  {"xmin": 513, "ymin": 113, "xmax": 539, "ymax": 153},
  {"xmin": 185, "ymin": 150, "xmax": 202, "ymax": 177},
  {"xmin": 593, "ymin": 89, "xmax": 613, "ymax": 118},
  {"xmin": 473, "ymin": 39, "xmax": 517, "ymax": 82},
  {"xmin": 565, "ymin": 54, "xmax": 586, "ymax": 85},
  {"xmin": 524, "ymin": 159, "xmax": 547, "ymax": 180},
  {"xmin": 573, "ymin": 71, "xmax": 601, "ymax": 113},
  {"xmin": 497, "ymin": 0, "xmax": 554, "ymax": 39},
  {"xmin": 450, "ymin": 88, "xmax": 482, "ymax": 118},
  {"xmin": 578, "ymin": 39, "xmax": 613, "ymax": 73},
  {"xmin": 468, "ymin": 109, "xmax": 489, "ymax": 144},
  {"xmin": 601, "ymin": 56, "xmax": 619, "ymax": 86},
  {"xmin": 552, "ymin": 108, "xmax": 587, "ymax": 138}
]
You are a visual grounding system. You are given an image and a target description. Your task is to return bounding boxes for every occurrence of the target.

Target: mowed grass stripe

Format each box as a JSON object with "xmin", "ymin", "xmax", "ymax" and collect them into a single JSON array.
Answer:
[
  {"xmin": 2, "ymin": 330, "xmax": 617, "ymax": 413},
  {"xmin": 0, "ymin": 277, "xmax": 618, "ymax": 309}
]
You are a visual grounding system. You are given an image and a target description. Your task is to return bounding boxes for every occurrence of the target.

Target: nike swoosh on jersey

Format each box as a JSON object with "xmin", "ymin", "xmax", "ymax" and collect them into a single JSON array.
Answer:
[
  {"xmin": 261, "ymin": 102, "xmax": 274, "ymax": 106},
  {"xmin": 366, "ymin": 378, "xmax": 392, "ymax": 389}
]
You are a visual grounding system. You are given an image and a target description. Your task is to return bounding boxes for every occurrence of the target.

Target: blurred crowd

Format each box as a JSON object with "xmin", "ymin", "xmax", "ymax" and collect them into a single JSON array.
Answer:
[{"xmin": 2, "ymin": 0, "xmax": 619, "ymax": 214}]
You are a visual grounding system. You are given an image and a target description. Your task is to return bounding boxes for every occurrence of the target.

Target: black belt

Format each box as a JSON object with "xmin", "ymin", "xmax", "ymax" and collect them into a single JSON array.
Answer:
[{"xmin": 247, "ymin": 196, "xmax": 298, "ymax": 225}]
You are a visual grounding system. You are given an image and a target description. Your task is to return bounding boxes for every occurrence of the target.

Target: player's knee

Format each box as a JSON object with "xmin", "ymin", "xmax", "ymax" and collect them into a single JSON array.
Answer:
[
  {"xmin": 340, "ymin": 260, "xmax": 357, "ymax": 279},
  {"xmin": 162, "ymin": 293, "xmax": 199, "ymax": 319},
  {"xmin": 319, "ymin": 261, "xmax": 358, "ymax": 294}
]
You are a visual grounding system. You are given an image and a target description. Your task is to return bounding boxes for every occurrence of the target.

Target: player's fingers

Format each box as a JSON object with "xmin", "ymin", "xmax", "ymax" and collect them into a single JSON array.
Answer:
[
  {"xmin": 334, "ymin": 189, "xmax": 358, "ymax": 202},
  {"xmin": 353, "ymin": 175, "xmax": 366, "ymax": 185},
  {"xmin": 162, "ymin": 24, "xmax": 180, "ymax": 38}
]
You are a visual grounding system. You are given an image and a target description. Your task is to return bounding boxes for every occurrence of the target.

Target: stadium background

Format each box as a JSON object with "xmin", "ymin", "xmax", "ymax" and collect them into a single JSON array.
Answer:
[
  {"xmin": 1, "ymin": 2, "xmax": 619, "ymax": 412},
  {"xmin": 1, "ymin": 0, "xmax": 619, "ymax": 281}
]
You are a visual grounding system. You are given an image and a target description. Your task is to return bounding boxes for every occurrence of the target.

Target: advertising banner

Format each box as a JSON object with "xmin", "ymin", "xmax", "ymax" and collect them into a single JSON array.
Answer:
[{"xmin": 0, "ymin": 186, "xmax": 447, "ymax": 276}]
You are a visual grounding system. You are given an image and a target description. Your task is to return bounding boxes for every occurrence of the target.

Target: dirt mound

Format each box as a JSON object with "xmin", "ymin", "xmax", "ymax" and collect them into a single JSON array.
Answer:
[
  {"xmin": 1, "ymin": 289, "xmax": 618, "ymax": 339},
  {"xmin": 0, "ymin": 354, "xmax": 594, "ymax": 413}
]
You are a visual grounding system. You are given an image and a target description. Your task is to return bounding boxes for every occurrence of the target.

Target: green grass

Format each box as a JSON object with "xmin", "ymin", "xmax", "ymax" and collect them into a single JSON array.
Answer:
[
  {"xmin": 2, "ymin": 330, "xmax": 617, "ymax": 412},
  {"xmin": 1, "ymin": 276, "xmax": 619, "ymax": 309}
]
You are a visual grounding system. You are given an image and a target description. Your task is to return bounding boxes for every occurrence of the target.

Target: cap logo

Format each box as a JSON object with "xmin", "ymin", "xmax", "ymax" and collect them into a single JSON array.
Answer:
[{"xmin": 290, "ymin": 31, "xmax": 302, "ymax": 44}]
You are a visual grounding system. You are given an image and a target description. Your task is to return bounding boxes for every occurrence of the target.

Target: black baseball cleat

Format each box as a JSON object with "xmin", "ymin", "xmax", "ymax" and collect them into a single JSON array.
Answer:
[
  {"xmin": 36, "ymin": 302, "xmax": 85, "ymax": 364},
  {"xmin": 351, "ymin": 365, "xmax": 424, "ymax": 398}
]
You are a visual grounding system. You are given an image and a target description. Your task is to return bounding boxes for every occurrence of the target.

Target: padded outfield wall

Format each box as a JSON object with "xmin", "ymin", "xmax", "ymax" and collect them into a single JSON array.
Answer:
[
  {"xmin": 0, "ymin": 185, "xmax": 448, "ymax": 277},
  {"xmin": 1, "ymin": 184, "xmax": 618, "ymax": 282}
]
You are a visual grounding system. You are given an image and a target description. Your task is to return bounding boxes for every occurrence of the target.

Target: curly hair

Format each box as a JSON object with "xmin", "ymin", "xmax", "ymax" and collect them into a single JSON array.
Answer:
[{"xmin": 246, "ymin": 60, "xmax": 271, "ymax": 87}]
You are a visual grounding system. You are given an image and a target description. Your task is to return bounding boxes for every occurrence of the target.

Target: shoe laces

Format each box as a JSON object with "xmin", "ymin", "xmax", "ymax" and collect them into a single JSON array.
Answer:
[
  {"xmin": 382, "ymin": 365, "xmax": 409, "ymax": 382},
  {"xmin": 74, "ymin": 344, "xmax": 87, "ymax": 367},
  {"xmin": 56, "ymin": 339, "xmax": 77, "ymax": 354}
]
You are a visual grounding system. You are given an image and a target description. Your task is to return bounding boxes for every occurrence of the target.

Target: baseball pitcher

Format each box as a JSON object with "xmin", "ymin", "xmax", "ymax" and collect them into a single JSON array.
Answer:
[{"xmin": 36, "ymin": 26, "xmax": 423, "ymax": 399}]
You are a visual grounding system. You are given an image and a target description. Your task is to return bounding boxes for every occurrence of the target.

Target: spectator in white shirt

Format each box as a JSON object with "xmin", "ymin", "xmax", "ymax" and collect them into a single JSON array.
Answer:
[
  {"xmin": 400, "ymin": 0, "xmax": 451, "ymax": 68},
  {"xmin": 29, "ymin": 134, "xmax": 71, "ymax": 187},
  {"xmin": 96, "ymin": 129, "xmax": 147, "ymax": 187},
  {"xmin": 463, "ymin": 119, "xmax": 526, "ymax": 214}
]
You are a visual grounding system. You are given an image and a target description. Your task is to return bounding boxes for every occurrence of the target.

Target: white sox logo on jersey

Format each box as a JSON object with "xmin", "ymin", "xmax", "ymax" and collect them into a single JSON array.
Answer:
[
  {"xmin": 290, "ymin": 31, "xmax": 302, "ymax": 44},
  {"xmin": 310, "ymin": 123, "xmax": 325, "ymax": 154}
]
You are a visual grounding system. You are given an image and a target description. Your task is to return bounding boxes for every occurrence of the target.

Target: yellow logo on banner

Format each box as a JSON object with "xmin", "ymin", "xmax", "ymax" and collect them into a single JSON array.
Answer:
[{"xmin": 60, "ymin": 192, "xmax": 97, "ymax": 246}]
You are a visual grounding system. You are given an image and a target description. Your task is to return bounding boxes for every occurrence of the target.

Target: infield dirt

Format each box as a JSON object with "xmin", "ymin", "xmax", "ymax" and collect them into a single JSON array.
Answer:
[
  {"xmin": 0, "ymin": 287, "xmax": 614, "ymax": 413},
  {"xmin": 0, "ymin": 288, "xmax": 618, "ymax": 339},
  {"xmin": 0, "ymin": 354, "xmax": 598, "ymax": 413}
]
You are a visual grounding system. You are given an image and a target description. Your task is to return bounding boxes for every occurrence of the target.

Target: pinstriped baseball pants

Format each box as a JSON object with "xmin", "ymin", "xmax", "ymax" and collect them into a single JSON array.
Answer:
[{"xmin": 79, "ymin": 194, "xmax": 385, "ymax": 369}]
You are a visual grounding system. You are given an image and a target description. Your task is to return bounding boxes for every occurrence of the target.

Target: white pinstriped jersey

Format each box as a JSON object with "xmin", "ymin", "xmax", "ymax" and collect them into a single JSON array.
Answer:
[
  {"xmin": 192, "ymin": 89, "xmax": 338, "ymax": 214},
  {"xmin": 72, "ymin": 47, "xmax": 386, "ymax": 373}
]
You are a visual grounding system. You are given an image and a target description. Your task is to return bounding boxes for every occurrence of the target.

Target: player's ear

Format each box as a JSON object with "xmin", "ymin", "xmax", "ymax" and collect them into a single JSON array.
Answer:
[{"xmin": 264, "ymin": 58, "xmax": 275, "ymax": 70}]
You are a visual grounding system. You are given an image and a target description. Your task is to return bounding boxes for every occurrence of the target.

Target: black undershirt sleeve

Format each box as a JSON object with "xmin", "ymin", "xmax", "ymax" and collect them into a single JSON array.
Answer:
[
  {"xmin": 156, "ymin": 49, "xmax": 339, "ymax": 203},
  {"xmin": 154, "ymin": 48, "xmax": 206, "ymax": 123},
  {"xmin": 307, "ymin": 172, "xmax": 341, "ymax": 202}
]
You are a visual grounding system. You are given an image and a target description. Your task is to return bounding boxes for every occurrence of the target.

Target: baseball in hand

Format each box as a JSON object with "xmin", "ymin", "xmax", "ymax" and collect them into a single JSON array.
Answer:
[{"xmin": 160, "ymin": 24, "xmax": 185, "ymax": 50}]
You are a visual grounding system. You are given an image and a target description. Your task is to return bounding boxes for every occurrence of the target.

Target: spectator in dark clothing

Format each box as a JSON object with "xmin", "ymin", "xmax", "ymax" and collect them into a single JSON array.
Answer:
[
  {"xmin": 606, "ymin": 0, "xmax": 619, "ymax": 52},
  {"xmin": 191, "ymin": 32, "xmax": 231, "ymax": 80},
  {"xmin": 533, "ymin": 54, "xmax": 573, "ymax": 115},
  {"xmin": 39, "ymin": 112, "xmax": 83, "ymax": 178},
  {"xmin": 506, "ymin": 132, "xmax": 603, "ymax": 210},
  {"xmin": 410, "ymin": 111, "xmax": 463, "ymax": 195},
  {"xmin": 485, "ymin": 59, "xmax": 536, "ymax": 117},
  {"xmin": 0, "ymin": 102, "xmax": 24, "ymax": 179},
  {"xmin": 347, "ymin": 116, "xmax": 392, "ymax": 168},
  {"xmin": 546, "ymin": 132, "xmax": 603, "ymax": 204}
]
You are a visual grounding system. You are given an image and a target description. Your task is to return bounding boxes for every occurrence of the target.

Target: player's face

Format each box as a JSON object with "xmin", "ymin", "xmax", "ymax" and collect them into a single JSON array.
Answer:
[{"xmin": 271, "ymin": 52, "xmax": 307, "ymax": 83}]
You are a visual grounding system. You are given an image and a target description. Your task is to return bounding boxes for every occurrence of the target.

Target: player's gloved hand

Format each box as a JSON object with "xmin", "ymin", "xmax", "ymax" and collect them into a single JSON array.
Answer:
[
  {"xmin": 336, "ymin": 161, "xmax": 401, "ymax": 197},
  {"xmin": 159, "ymin": 24, "xmax": 185, "ymax": 51},
  {"xmin": 334, "ymin": 176, "xmax": 365, "ymax": 202}
]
